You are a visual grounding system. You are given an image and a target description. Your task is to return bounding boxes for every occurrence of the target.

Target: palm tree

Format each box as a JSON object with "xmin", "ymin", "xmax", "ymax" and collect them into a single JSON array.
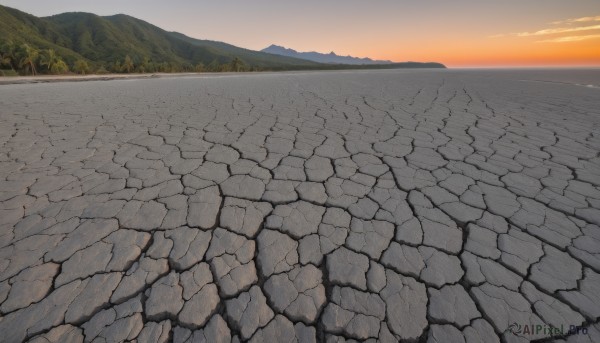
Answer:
[
  {"xmin": 122, "ymin": 55, "xmax": 134, "ymax": 73},
  {"xmin": 40, "ymin": 49, "xmax": 59, "ymax": 72},
  {"xmin": 0, "ymin": 40, "xmax": 18, "ymax": 71},
  {"xmin": 0, "ymin": 42, "xmax": 12, "ymax": 69},
  {"xmin": 51, "ymin": 60, "xmax": 69, "ymax": 74},
  {"xmin": 18, "ymin": 44, "xmax": 39, "ymax": 75},
  {"xmin": 73, "ymin": 59, "xmax": 90, "ymax": 75},
  {"xmin": 0, "ymin": 52, "xmax": 10, "ymax": 69}
]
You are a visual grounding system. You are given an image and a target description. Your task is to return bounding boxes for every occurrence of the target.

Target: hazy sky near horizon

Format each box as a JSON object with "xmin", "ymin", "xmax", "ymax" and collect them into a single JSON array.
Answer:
[{"xmin": 3, "ymin": 0, "xmax": 600, "ymax": 67}]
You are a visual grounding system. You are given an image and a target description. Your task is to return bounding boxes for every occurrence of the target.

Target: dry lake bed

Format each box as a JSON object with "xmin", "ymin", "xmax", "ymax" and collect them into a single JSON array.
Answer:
[{"xmin": 0, "ymin": 69, "xmax": 599, "ymax": 343}]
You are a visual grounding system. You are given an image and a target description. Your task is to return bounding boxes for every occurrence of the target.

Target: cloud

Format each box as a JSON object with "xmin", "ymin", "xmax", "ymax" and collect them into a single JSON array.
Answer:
[
  {"xmin": 516, "ymin": 24, "xmax": 600, "ymax": 37},
  {"xmin": 537, "ymin": 34, "xmax": 600, "ymax": 43},
  {"xmin": 552, "ymin": 15, "xmax": 600, "ymax": 25},
  {"xmin": 491, "ymin": 14, "xmax": 600, "ymax": 41}
]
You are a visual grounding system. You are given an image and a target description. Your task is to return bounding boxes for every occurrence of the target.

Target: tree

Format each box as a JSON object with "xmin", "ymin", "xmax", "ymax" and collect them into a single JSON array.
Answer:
[
  {"xmin": 51, "ymin": 60, "xmax": 69, "ymax": 74},
  {"xmin": 112, "ymin": 60, "xmax": 122, "ymax": 73},
  {"xmin": 73, "ymin": 59, "xmax": 90, "ymax": 75},
  {"xmin": 194, "ymin": 62, "xmax": 205, "ymax": 72},
  {"xmin": 219, "ymin": 63, "xmax": 231, "ymax": 72},
  {"xmin": 18, "ymin": 44, "xmax": 39, "ymax": 75},
  {"xmin": 170, "ymin": 62, "xmax": 183, "ymax": 73},
  {"xmin": 0, "ymin": 40, "xmax": 19, "ymax": 71},
  {"xmin": 230, "ymin": 57, "xmax": 245, "ymax": 72},
  {"xmin": 95, "ymin": 65, "xmax": 109, "ymax": 74},
  {"xmin": 0, "ymin": 51, "xmax": 10, "ymax": 69},
  {"xmin": 122, "ymin": 55, "xmax": 134, "ymax": 73},
  {"xmin": 0, "ymin": 42, "xmax": 13, "ymax": 70},
  {"xmin": 181, "ymin": 63, "xmax": 193, "ymax": 72},
  {"xmin": 40, "ymin": 49, "xmax": 69, "ymax": 74},
  {"xmin": 138, "ymin": 57, "xmax": 152, "ymax": 73},
  {"xmin": 207, "ymin": 59, "xmax": 220, "ymax": 72},
  {"xmin": 40, "ymin": 49, "xmax": 59, "ymax": 72}
]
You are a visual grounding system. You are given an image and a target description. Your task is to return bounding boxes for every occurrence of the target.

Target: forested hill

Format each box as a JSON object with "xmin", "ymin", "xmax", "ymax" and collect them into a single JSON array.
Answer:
[{"xmin": 0, "ymin": 4, "xmax": 445, "ymax": 75}]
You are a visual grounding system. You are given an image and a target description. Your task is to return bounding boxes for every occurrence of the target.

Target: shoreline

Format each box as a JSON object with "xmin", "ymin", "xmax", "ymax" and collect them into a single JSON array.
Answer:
[
  {"xmin": 0, "ymin": 70, "xmax": 438, "ymax": 85},
  {"xmin": 2, "ymin": 67, "xmax": 599, "ymax": 86},
  {"xmin": 0, "ymin": 73, "xmax": 199, "ymax": 85}
]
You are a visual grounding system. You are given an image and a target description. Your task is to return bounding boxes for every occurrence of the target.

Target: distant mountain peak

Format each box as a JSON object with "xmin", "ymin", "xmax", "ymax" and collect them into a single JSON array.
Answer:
[
  {"xmin": 264, "ymin": 44, "xmax": 298, "ymax": 54},
  {"xmin": 262, "ymin": 44, "xmax": 394, "ymax": 65}
]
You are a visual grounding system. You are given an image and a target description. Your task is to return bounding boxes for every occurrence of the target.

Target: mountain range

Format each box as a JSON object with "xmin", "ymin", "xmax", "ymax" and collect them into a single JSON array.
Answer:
[
  {"xmin": 0, "ymin": 4, "xmax": 445, "ymax": 72},
  {"xmin": 262, "ymin": 45, "xmax": 394, "ymax": 65}
]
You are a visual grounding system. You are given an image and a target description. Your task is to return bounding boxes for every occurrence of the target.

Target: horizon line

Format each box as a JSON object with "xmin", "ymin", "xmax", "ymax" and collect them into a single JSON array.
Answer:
[{"xmin": 447, "ymin": 65, "xmax": 600, "ymax": 69}]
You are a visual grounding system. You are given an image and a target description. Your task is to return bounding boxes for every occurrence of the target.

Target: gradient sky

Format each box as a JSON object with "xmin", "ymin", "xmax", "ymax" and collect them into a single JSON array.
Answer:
[{"xmin": 3, "ymin": 0, "xmax": 600, "ymax": 67}]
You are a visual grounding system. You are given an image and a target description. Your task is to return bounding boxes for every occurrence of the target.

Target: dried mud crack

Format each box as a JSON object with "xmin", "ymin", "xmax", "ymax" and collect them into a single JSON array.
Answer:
[{"xmin": 0, "ymin": 69, "xmax": 599, "ymax": 342}]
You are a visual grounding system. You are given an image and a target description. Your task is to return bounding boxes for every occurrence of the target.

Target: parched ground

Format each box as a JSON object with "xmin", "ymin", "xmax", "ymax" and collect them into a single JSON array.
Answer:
[{"xmin": 0, "ymin": 69, "xmax": 599, "ymax": 343}]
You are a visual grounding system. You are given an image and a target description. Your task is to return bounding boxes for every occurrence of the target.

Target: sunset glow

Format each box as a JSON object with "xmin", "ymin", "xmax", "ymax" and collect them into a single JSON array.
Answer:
[{"xmin": 3, "ymin": 0, "xmax": 600, "ymax": 67}]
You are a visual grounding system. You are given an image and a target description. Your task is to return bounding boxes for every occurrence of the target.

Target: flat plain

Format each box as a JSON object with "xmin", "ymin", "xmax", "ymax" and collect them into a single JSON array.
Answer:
[{"xmin": 0, "ymin": 69, "xmax": 599, "ymax": 343}]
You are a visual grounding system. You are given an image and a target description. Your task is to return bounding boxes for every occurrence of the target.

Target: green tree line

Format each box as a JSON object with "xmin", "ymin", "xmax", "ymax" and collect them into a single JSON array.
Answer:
[{"xmin": 1, "ymin": 40, "xmax": 253, "ymax": 76}]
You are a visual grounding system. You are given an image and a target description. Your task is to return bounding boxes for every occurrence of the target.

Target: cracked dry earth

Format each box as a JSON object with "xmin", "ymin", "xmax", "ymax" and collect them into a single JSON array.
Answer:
[{"xmin": 0, "ymin": 69, "xmax": 599, "ymax": 343}]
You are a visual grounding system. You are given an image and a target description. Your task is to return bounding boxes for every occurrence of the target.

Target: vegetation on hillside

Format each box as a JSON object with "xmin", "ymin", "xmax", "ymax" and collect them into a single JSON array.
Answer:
[
  {"xmin": 0, "ymin": 39, "xmax": 258, "ymax": 76},
  {"xmin": 0, "ymin": 4, "xmax": 321, "ymax": 76},
  {"xmin": 0, "ymin": 4, "xmax": 445, "ymax": 76}
]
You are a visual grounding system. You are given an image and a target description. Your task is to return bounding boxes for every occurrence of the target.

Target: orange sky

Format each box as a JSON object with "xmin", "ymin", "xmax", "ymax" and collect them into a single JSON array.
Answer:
[
  {"xmin": 4, "ymin": 0, "xmax": 600, "ymax": 67},
  {"xmin": 375, "ymin": 34, "xmax": 600, "ymax": 67}
]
